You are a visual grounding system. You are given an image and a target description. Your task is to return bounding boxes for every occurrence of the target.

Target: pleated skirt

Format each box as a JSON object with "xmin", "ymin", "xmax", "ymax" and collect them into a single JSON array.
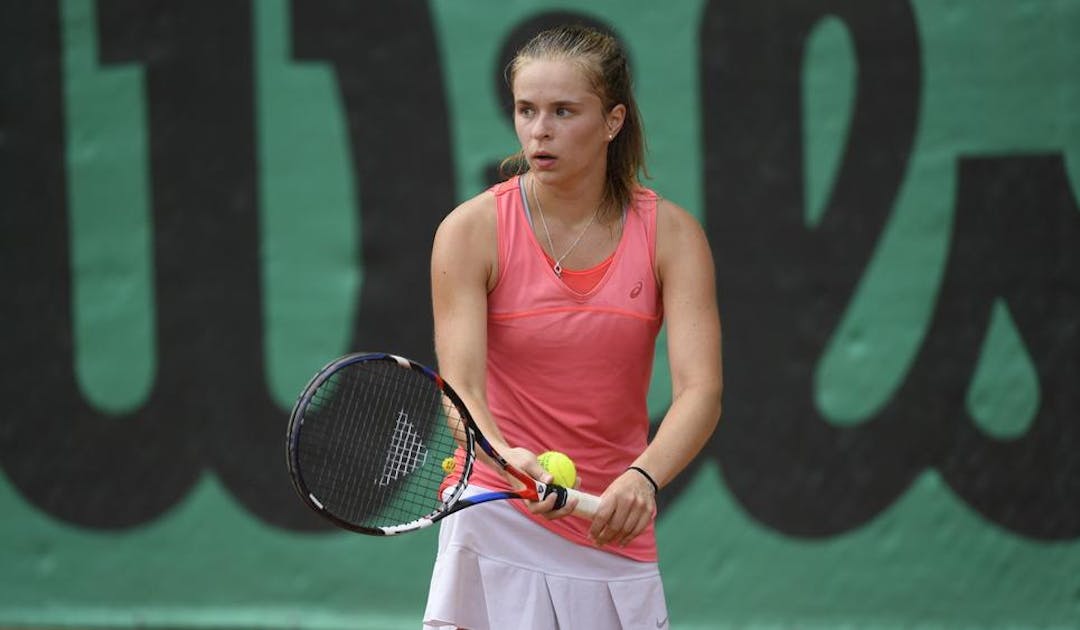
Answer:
[{"xmin": 422, "ymin": 487, "xmax": 669, "ymax": 630}]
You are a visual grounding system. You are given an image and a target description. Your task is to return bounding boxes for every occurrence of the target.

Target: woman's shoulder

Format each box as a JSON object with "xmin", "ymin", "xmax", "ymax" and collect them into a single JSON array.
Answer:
[
  {"xmin": 432, "ymin": 184, "xmax": 498, "ymax": 269},
  {"xmin": 439, "ymin": 186, "xmax": 498, "ymax": 235},
  {"xmin": 632, "ymin": 186, "xmax": 696, "ymax": 229},
  {"xmin": 439, "ymin": 175, "xmax": 526, "ymax": 238},
  {"xmin": 488, "ymin": 175, "xmax": 522, "ymax": 198},
  {"xmin": 646, "ymin": 190, "xmax": 706, "ymax": 252}
]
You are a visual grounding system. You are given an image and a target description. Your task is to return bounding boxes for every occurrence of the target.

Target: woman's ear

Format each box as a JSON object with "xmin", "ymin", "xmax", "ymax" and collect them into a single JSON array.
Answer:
[{"xmin": 606, "ymin": 103, "xmax": 627, "ymax": 139}]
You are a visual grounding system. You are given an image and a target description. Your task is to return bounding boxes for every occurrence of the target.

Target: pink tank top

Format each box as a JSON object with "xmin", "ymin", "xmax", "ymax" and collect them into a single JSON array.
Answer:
[{"xmin": 470, "ymin": 176, "xmax": 663, "ymax": 562}]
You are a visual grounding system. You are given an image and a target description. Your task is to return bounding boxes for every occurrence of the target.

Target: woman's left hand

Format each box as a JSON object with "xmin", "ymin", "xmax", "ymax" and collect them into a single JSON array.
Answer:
[{"xmin": 588, "ymin": 469, "xmax": 657, "ymax": 547}]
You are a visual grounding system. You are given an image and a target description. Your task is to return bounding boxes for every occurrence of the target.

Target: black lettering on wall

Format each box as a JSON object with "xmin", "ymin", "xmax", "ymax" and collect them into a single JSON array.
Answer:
[
  {"xmin": 936, "ymin": 156, "xmax": 1080, "ymax": 539},
  {"xmin": 700, "ymin": 0, "xmax": 926, "ymax": 536},
  {"xmin": 0, "ymin": 0, "xmax": 205, "ymax": 528},
  {"xmin": 700, "ymin": 0, "xmax": 1080, "ymax": 539},
  {"xmin": 0, "ymin": 0, "xmax": 455, "ymax": 530},
  {"xmin": 291, "ymin": 0, "xmax": 455, "ymax": 366},
  {"xmin": 101, "ymin": 0, "xmax": 315, "ymax": 530},
  {"xmin": 1, "ymin": 1, "xmax": 1074, "ymax": 537}
]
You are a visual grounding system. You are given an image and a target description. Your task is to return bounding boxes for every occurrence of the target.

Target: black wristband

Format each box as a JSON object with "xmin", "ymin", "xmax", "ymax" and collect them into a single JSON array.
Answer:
[{"xmin": 627, "ymin": 466, "xmax": 659, "ymax": 494}]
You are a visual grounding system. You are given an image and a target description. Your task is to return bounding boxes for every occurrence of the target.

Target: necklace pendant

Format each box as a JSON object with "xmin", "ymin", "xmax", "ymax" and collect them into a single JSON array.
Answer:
[{"xmin": 530, "ymin": 175, "xmax": 597, "ymax": 282}]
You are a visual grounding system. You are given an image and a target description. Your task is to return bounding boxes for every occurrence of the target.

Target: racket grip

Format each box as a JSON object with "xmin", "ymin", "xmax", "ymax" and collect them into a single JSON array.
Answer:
[
  {"xmin": 565, "ymin": 487, "xmax": 601, "ymax": 519},
  {"xmin": 542, "ymin": 485, "xmax": 601, "ymax": 519}
]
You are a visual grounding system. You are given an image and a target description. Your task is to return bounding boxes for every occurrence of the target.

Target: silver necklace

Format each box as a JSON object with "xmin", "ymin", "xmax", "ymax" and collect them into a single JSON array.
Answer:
[{"xmin": 531, "ymin": 176, "xmax": 599, "ymax": 277}]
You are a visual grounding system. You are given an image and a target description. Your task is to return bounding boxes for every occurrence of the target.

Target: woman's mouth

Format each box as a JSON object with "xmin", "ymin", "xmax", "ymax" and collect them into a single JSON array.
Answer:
[{"xmin": 532, "ymin": 152, "xmax": 557, "ymax": 169}]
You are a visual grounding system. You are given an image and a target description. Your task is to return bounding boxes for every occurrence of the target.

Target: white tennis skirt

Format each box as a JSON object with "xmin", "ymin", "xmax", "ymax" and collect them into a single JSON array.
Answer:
[{"xmin": 422, "ymin": 486, "xmax": 669, "ymax": 630}]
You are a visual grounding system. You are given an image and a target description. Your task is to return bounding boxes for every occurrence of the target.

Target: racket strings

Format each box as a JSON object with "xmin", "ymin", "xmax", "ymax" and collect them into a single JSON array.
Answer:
[
  {"xmin": 329, "ymin": 369, "xmax": 383, "ymax": 519},
  {"xmin": 325, "ymin": 364, "xmax": 405, "ymax": 521},
  {"xmin": 304, "ymin": 372, "xmax": 375, "ymax": 517},
  {"xmin": 296, "ymin": 359, "xmax": 467, "ymax": 530},
  {"xmin": 379, "ymin": 409, "xmax": 430, "ymax": 486}
]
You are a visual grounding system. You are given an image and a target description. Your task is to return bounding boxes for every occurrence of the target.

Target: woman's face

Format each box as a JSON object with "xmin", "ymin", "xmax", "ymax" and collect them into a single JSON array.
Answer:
[{"xmin": 512, "ymin": 58, "xmax": 624, "ymax": 189}]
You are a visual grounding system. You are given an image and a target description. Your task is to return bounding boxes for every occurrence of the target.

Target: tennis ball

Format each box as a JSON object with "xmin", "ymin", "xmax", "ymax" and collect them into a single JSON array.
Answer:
[
  {"xmin": 441, "ymin": 456, "xmax": 456, "ymax": 474},
  {"xmin": 537, "ymin": 451, "xmax": 576, "ymax": 488}
]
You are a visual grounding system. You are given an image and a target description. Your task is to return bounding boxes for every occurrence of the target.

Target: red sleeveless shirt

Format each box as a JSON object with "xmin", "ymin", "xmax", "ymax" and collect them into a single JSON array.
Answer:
[{"xmin": 469, "ymin": 176, "xmax": 663, "ymax": 561}]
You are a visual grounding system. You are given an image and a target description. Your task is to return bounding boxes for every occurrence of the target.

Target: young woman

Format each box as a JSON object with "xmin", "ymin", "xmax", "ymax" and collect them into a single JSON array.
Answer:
[{"xmin": 423, "ymin": 24, "xmax": 722, "ymax": 629}]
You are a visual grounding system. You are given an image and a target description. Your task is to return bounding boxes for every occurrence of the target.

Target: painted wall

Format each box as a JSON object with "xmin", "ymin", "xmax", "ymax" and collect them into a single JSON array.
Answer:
[{"xmin": 1, "ymin": 0, "xmax": 1078, "ymax": 628}]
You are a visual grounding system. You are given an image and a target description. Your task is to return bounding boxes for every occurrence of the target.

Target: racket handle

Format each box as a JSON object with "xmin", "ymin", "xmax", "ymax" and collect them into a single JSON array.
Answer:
[
  {"xmin": 541, "ymin": 484, "xmax": 601, "ymax": 519},
  {"xmin": 565, "ymin": 487, "xmax": 600, "ymax": 519}
]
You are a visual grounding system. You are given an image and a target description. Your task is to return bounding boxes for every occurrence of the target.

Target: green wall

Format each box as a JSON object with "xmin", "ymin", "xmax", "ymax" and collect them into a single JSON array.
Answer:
[{"xmin": 1, "ymin": 0, "xmax": 1078, "ymax": 628}]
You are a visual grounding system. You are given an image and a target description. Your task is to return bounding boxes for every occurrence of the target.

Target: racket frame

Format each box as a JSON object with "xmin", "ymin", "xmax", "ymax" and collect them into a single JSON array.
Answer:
[{"xmin": 286, "ymin": 352, "xmax": 596, "ymax": 536}]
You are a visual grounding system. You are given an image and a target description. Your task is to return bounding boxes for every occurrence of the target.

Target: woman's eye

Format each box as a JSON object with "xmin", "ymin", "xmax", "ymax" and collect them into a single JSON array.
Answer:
[
  {"xmin": 517, "ymin": 107, "xmax": 534, "ymax": 117},
  {"xmin": 556, "ymin": 107, "xmax": 570, "ymax": 117}
]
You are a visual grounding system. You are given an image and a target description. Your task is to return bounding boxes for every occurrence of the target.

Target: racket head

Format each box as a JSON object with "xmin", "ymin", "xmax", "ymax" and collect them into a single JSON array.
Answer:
[{"xmin": 286, "ymin": 353, "xmax": 476, "ymax": 535}]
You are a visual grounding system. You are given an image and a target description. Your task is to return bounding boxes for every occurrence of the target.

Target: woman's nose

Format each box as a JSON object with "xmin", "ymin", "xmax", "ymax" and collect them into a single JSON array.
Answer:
[{"xmin": 531, "ymin": 113, "xmax": 553, "ymax": 139}]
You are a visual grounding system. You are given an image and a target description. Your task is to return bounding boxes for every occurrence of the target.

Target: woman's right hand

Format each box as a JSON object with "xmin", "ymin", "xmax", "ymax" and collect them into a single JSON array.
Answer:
[{"xmin": 500, "ymin": 446, "xmax": 579, "ymax": 520}]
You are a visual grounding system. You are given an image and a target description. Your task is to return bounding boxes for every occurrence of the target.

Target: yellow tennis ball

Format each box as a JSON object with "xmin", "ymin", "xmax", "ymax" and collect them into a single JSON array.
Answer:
[
  {"xmin": 441, "ymin": 457, "xmax": 456, "ymax": 474},
  {"xmin": 537, "ymin": 451, "xmax": 576, "ymax": 488}
]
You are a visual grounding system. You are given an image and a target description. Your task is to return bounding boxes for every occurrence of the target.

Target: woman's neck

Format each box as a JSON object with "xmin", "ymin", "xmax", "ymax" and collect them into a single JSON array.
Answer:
[{"xmin": 529, "ymin": 172, "xmax": 608, "ymax": 224}]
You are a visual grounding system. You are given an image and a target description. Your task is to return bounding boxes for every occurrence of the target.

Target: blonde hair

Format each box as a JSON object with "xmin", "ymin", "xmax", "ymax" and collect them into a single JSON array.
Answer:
[{"xmin": 501, "ymin": 24, "xmax": 648, "ymax": 219}]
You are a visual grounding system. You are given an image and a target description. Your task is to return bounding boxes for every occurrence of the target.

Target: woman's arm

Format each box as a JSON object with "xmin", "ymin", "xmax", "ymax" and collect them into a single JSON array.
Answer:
[
  {"xmin": 430, "ymin": 192, "xmax": 558, "ymax": 497},
  {"xmin": 431, "ymin": 192, "xmax": 504, "ymax": 449},
  {"xmin": 589, "ymin": 198, "xmax": 723, "ymax": 547}
]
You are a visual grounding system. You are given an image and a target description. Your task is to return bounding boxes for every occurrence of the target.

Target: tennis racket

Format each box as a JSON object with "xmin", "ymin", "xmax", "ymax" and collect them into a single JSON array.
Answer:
[{"xmin": 286, "ymin": 352, "xmax": 601, "ymax": 535}]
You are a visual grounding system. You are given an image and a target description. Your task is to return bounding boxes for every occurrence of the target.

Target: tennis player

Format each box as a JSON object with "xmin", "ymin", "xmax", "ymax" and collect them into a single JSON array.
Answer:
[{"xmin": 423, "ymin": 24, "xmax": 722, "ymax": 629}]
